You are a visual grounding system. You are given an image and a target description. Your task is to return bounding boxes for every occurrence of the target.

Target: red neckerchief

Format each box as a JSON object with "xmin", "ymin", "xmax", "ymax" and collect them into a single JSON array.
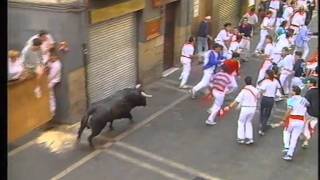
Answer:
[{"xmin": 248, "ymin": 12, "xmax": 255, "ymax": 16}]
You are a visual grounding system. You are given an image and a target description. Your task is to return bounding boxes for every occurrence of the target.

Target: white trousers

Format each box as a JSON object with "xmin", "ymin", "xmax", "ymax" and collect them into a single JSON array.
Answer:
[
  {"xmin": 179, "ymin": 61, "xmax": 191, "ymax": 87},
  {"xmin": 256, "ymin": 30, "xmax": 269, "ymax": 51},
  {"xmin": 237, "ymin": 107, "xmax": 256, "ymax": 140},
  {"xmin": 239, "ymin": 38, "xmax": 251, "ymax": 58},
  {"xmin": 283, "ymin": 120, "xmax": 304, "ymax": 156},
  {"xmin": 295, "ymin": 43, "xmax": 310, "ymax": 60},
  {"xmin": 193, "ymin": 69, "xmax": 213, "ymax": 93},
  {"xmin": 279, "ymin": 73, "xmax": 291, "ymax": 94},
  {"xmin": 207, "ymin": 89, "xmax": 225, "ymax": 123},
  {"xmin": 303, "ymin": 115, "xmax": 318, "ymax": 140}
]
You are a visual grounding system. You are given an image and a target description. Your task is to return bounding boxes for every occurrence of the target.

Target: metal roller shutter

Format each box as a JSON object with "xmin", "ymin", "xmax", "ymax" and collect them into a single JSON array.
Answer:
[
  {"xmin": 87, "ymin": 13, "xmax": 137, "ymax": 103},
  {"xmin": 216, "ymin": 1, "xmax": 241, "ymax": 29}
]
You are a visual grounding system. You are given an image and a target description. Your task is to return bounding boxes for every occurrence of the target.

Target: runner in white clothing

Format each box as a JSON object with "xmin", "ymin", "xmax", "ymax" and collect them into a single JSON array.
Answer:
[
  {"xmin": 179, "ymin": 37, "xmax": 195, "ymax": 88},
  {"xmin": 290, "ymin": 7, "xmax": 307, "ymax": 36},
  {"xmin": 255, "ymin": 11, "xmax": 274, "ymax": 54},
  {"xmin": 215, "ymin": 23, "xmax": 233, "ymax": 54},
  {"xmin": 223, "ymin": 76, "xmax": 260, "ymax": 144},
  {"xmin": 281, "ymin": 86, "xmax": 310, "ymax": 161},
  {"xmin": 282, "ymin": 1, "xmax": 295, "ymax": 22},
  {"xmin": 270, "ymin": 32, "xmax": 292, "ymax": 64},
  {"xmin": 190, "ymin": 43, "xmax": 224, "ymax": 99},
  {"xmin": 277, "ymin": 47, "xmax": 295, "ymax": 95}
]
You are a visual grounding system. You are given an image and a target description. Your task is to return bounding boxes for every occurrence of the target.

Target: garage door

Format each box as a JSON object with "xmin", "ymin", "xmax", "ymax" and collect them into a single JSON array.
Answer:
[
  {"xmin": 215, "ymin": 1, "xmax": 241, "ymax": 29},
  {"xmin": 87, "ymin": 13, "xmax": 137, "ymax": 103}
]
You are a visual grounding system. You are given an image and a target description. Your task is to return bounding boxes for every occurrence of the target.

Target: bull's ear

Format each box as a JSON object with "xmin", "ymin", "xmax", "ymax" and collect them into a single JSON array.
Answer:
[{"xmin": 135, "ymin": 84, "xmax": 142, "ymax": 89}]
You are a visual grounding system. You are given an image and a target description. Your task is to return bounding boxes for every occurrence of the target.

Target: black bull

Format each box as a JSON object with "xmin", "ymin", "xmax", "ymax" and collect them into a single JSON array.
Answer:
[{"xmin": 77, "ymin": 87, "xmax": 152, "ymax": 147}]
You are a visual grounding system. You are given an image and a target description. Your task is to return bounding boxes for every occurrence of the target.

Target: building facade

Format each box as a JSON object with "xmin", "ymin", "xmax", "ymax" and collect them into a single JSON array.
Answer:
[{"xmin": 8, "ymin": 0, "xmax": 247, "ymax": 127}]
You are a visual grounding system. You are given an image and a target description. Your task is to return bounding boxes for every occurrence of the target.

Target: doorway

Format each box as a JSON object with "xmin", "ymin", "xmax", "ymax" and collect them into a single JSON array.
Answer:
[{"xmin": 163, "ymin": 1, "xmax": 178, "ymax": 70}]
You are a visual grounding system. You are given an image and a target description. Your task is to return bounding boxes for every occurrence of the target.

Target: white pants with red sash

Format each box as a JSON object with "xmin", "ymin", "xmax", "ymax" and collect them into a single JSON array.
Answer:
[{"xmin": 283, "ymin": 115, "xmax": 305, "ymax": 156}]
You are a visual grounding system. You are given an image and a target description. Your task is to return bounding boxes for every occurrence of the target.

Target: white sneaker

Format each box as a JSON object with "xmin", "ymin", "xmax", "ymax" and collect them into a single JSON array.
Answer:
[
  {"xmin": 237, "ymin": 139, "xmax": 245, "ymax": 144},
  {"xmin": 282, "ymin": 154, "xmax": 293, "ymax": 161},
  {"xmin": 258, "ymin": 130, "xmax": 265, "ymax": 136},
  {"xmin": 205, "ymin": 120, "xmax": 216, "ymax": 125},
  {"xmin": 189, "ymin": 89, "xmax": 196, "ymax": 99},
  {"xmin": 245, "ymin": 139, "xmax": 254, "ymax": 145},
  {"xmin": 179, "ymin": 85, "xmax": 190, "ymax": 89},
  {"xmin": 302, "ymin": 141, "xmax": 309, "ymax": 149}
]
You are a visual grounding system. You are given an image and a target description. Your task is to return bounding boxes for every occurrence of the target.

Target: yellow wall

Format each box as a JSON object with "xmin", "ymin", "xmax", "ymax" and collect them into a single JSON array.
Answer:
[{"xmin": 8, "ymin": 75, "xmax": 52, "ymax": 143}]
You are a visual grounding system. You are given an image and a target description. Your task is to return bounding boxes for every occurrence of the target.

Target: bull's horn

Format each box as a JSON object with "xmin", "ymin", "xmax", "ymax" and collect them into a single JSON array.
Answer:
[
  {"xmin": 141, "ymin": 91, "xmax": 152, "ymax": 98},
  {"xmin": 135, "ymin": 84, "xmax": 142, "ymax": 89}
]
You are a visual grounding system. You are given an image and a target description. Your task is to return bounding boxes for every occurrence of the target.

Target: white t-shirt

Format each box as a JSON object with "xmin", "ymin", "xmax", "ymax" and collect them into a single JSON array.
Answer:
[
  {"xmin": 264, "ymin": 43, "xmax": 274, "ymax": 57},
  {"xmin": 48, "ymin": 60, "xmax": 62, "ymax": 87},
  {"xmin": 260, "ymin": 17, "xmax": 274, "ymax": 30},
  {"xmin": 291, "ymin": 12, "xmax": 306, "ymax": 26},
  {"xmin": 287, "ymin": 95, "xmax": 310, "ymax": 116},
  {"xmin": 215, "ymin": 29, "xmax": 232, "ymax": 44},
  {"xmin": 8, "ymin": 58, "xmax": 24, "ymax": 79},
  {"xmin": 282, "ymin": 6, "xmax": 294, "ymax": 21},
  {"xmin": 235, "ymin": 85, "xmax": 260, "ymax": 107},
  {"xmin": 296, "ymin": 0, "xmax": 308, "ymax": 10},
  {"xmin": 269, "ymin": 0, "xmax": 281, "ymax": 10},
  {"xmin": 273, "ymin": 37, "xmax": 290, "ymax": 54},
  {"xmin": 22, "ymin": 34, "xmax": 55, "ymax": 63},
  {"xmin": 278, "ymin": 54, "xmax": 295, "ymax": 73},
  {"xmin": 258, "ymin": 79, "xmax": 282, "ymax": 97},
  {"xmin": 243, "ymin": 13, "xmax": 259, "ymax": 25},
  {"xmin": 180, "ymin": 43, "xmax": 194, "ymax": 64}
]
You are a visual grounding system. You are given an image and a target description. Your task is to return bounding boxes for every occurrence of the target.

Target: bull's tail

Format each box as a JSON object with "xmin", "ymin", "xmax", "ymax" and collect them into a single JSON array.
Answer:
[{"xmin": 77, "ymin": 112, "xmax": 92, "ymax": 140}]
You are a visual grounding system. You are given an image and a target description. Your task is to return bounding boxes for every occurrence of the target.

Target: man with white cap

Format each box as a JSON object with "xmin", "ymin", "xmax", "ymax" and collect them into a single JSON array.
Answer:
[{"xmin": 197, "ymin": 16, "xmax": 211, "ymax": 54}]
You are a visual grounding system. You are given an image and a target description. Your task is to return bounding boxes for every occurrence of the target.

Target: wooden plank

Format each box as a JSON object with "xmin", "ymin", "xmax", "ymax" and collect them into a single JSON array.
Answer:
[{"xmin": 8, "ymin": 75, "xmax": 53, "ymax": 143}]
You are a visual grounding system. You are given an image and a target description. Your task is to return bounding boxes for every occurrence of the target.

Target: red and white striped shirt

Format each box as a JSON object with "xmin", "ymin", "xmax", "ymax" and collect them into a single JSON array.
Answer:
[{"xmin": 210, "ymin": 72, "xmax": 236, "ymax": 92}]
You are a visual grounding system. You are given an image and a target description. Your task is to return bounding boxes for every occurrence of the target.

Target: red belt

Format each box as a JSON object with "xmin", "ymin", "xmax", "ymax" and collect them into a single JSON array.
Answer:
[{"xmin": 289, "ymin": 115, "xmax": 304, "ymax": 121}]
